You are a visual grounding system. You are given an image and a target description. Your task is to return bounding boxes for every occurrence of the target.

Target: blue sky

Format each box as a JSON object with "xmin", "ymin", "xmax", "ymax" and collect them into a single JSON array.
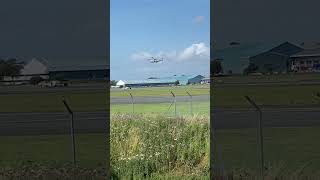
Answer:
[{"xmin": 111, "ymin": 0, "xmax": 210, "ymax": 80}]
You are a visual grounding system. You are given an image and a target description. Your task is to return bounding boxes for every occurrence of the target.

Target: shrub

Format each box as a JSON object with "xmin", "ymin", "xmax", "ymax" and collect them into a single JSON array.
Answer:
[{"xmin": 30, "ymin": 76, "xmax": 44, "ymax": 85}]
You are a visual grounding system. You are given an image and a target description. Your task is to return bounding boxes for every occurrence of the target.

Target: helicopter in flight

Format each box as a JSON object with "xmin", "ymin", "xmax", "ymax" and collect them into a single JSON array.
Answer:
[{"xmin": 148, "ymin": 57, "xmax": 164, "ymax": 63}]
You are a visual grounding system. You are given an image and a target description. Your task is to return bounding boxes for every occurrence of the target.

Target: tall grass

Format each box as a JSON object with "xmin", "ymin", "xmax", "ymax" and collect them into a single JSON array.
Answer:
[
  {"xmin": 110, "ymin": 113, "xmax": 210, "ymax": 179},
  {"xmin": 0, "ymin": 161, "xmax": 107, "ymax": 180},
  {"xmin": 214, "ymin": 161, "xmax": 320, "ymax": 180}
]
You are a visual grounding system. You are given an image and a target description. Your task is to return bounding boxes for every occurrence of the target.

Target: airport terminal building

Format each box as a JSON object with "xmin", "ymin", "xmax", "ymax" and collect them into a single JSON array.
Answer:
[
  {"xmin": 116, "ymin": 79, "xmax": 177, "ymax": 87},
  {"xmin": 290, "ymin": 48, "xmax": 320, "ymax": 72}
]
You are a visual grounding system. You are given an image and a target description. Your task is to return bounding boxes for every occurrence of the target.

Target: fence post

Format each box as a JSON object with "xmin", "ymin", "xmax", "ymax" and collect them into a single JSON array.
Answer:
[
  {"xmin": 129, "ymin": 93, "xmax": 134, "ymax": 113},
  {"xmin": 170, "ymin": 91, "xmax": 176, "ymax": 117},
  {"xmin": 244, "ymin": 96, "xmax": 264, "ymax": 180},
  {"xmin": 62, "ymin": 97, "xmax": 76, "ymax": 167},
  {"xmin": 186, "ymin": 91, "xmax": 193, "ymax": 115}
]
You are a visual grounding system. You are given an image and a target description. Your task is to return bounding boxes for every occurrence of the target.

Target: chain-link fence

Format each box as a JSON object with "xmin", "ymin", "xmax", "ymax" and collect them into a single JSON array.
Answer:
[
  {"xmin": 0, "ymin": 94, "xmax": 108, "ymax": 169},
  {"xmin": 212, "ymin": 95, "xmax": 320, "ymax": 179},
  {"xmin": 111, "ymin": 91, "xmax": 210, "ymax": 116}
]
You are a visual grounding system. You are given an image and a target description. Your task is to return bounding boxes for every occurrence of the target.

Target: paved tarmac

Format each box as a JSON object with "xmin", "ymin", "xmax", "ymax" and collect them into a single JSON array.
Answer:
[
  {"xmin": 0, "ymin": 111, "xmax": 108, "ymax": 136},
  {"xmin": 0, "ymin": 84, "xmax": 108, "ymax": 95},
  {"xmin": 213, "ymin": 107, "xmax": 320, "ymax": 129},
  {"xmin": 214, "ymin": 80, "xmax": 320, "ymax": 87}
]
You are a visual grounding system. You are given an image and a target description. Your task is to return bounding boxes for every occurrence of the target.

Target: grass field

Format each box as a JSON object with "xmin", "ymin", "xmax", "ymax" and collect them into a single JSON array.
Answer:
[
  {"xmin": 0, "ymin": 133, "xmax": 106, "ymax": 168},
  {"xmin": 2, "ymin": 83, "xmax": 320, "ymax": 113},
  {"xmin": 212, "ymin": 73, "xmax": 320, "ymax": 83},
  {"xmin": 214, "ymin": 127, "xmax": 320, "ymax": 172},
  {"xmin": 0, "ymin": 85, "xmax": 208, "ymax": 113},
  {"xmin": 110, "ymin": 114, "xmax": 210, "ymax": 179},
  {"xmin": 0, "ymin": 92, "xmax": 108, "ymax": 112},
  {"xmin": 212, "ymin": 84, "xmax": 320, "ymax": 107},
  {"xmin": 111, "ymin": 101, "xmax": 209, "ymax": 116},
  {"xmin": 111, "ymin": 85, "xmax": 209, "ymax": 97},
  {"xmin": 111, "ymin": 84, "xmax": 320, "ymax": 111}
]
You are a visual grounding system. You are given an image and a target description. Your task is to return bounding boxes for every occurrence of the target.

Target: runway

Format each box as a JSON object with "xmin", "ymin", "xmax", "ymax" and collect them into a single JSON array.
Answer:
[
  {"xmin": 1, "ymin": 107, "xmax": 320, "ymax": 136},
  {"xmin": 0, "ymin": 84, "xmax": 108, "ymax": 95},
  {"xmin": 0, "ymin": 111, "xmax": 108, "ymax": 136},
  {"xmin": 213, "ymin": 107, "xmax": 320, "ymax": 129},
  {"xmin": 214, "ymin": 80, "xmax": 320, "ymax": 87}
]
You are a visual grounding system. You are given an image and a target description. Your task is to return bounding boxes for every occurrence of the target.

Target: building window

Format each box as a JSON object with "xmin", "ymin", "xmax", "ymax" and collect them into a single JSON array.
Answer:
[
  {"xmin": 300, "ymin": 61, "xmax": 305, "ymax": 65},
  {"xmin": 307, "ymin": 61, "xmax": 312, "ymax": 64},
  {"xmin": 314, "ymin": 60, "xmax": 319, "ymax": 64}
]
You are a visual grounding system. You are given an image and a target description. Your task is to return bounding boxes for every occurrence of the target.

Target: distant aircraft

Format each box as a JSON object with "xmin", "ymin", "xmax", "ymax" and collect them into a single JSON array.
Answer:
[{"xmin": 148, "ymin": 57, "xmax": 163, "ymax": 63}]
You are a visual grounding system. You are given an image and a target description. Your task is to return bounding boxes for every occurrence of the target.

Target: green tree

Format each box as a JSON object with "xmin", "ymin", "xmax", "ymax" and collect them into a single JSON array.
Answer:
[
  {"xmin": 30, "ymin": 76, "xmax": 44, "ymax": 85},
  {"xmin": 211, "ymin": 59, "xmax": 223, "ymax": 75},
  {"xmin": 243, "ymin": 63, "xmax": 258, "ymax": 75},
  {"xmin": 110, "ymin": 80, "xmax": 117, "ymax": 86},
  {"xmin": 174, "ymin": 80, "xmax": 180, "ymax": 86},
  {"xmin": 50, "ymin": 73, "xmax": 65, "ymax": 81},
  {"xmin": 0, "ymin": 58, "xmax": 24, "ymax": 79}
]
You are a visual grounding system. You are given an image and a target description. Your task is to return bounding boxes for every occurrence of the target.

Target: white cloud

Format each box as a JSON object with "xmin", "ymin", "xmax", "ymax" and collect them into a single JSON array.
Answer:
[
  {"xmin": 177, "ymin": 43, "xmax": 209, "ymax": 61},
  {"xmin": 130, "ymin": 42, "xmax": 209, "ymax": 62},
  {"xmin": 130, "ymin": 52, "xmax": 153, "ymax": 61},
  {"xmin": 192, "ymin": 16, "xmax": 205, "ymax": 24}
]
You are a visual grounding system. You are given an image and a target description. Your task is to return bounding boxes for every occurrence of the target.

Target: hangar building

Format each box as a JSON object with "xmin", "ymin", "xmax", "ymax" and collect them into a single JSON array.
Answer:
[
  {"xmin": 116, "ymin": 75, "xmax": 208, "ymax": 87},
  {"xmin": 116, "ymin": 79, "xmax": 177, "ymax": 87},
  {"xmin": 187, "ymin": 75, "xmax": 205, "ymax": 84},
  {"xmin": 291, "ymin": 48, "xmax": 320, "ymax": 72},
  {"xmin": 200, "ymin": 76, "xmax": 210, "ymax": 84},
  {"xmin": 2, "ymin": 58, "xmax": 109, "ymax": 84},
  {"xmin": 49, "ymin": 65, "xmax": 107, "ymax": 80},
  {"xmin": 212, "ymin": 42, "xmax": 281, "ymax": 74},
  {"xmin": 249, "ymin": 42, "xmax": 303, "ymax": 74}
]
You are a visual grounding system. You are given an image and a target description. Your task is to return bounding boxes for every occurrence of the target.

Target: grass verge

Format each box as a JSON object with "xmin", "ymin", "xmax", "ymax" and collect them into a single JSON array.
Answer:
[
  {"xmin": 214, "ymin": 127, "xmax": 320, "ymax": 171},
  {"xmin": 111, "ymin": 101, "xmax": 209, "ymax": 115},
  {"xmin": 0, "ymin": 162, "xmax": 107, "ymax": 180},
  {"xmin": 214, "ymin": 164, "xmax": 320, "ymax": 180},
  {"xmin": 110, "ymin": 85, "xmax": 209, "ymax": 97}
]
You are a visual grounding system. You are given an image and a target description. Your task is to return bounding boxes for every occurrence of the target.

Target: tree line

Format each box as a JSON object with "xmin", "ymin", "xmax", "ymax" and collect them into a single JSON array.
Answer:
[
  {"xmin": 211, "ymin": 58, "xmax": 260, "ymax": 76},
  {"xmin": 0, "ymin": 58, "xmax": 24, "ymax": 80}
]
